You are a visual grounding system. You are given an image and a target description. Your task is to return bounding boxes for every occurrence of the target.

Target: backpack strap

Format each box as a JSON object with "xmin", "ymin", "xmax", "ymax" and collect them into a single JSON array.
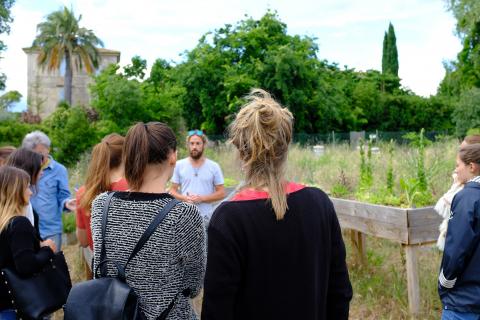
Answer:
[
  {"xmin": 98, "ymin": 195, "xmax": 180, "ymax": 280},
  {"xmin": 99, "ymin": 191, "xmax": 116, "ymax": 277},
  {"xmin": 124, "ymin": 198, "xmax": 180, "ymax": 269}
]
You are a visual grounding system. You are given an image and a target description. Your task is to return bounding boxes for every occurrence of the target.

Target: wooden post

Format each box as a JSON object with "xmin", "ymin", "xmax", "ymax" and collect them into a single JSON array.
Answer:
[
  {"xmin": 404, "ymin": 244, "xmax": 421, "ymax": 317},
  {"xmin": 350, "ymin": 230, "xmax": 366, "ymax": 266}
]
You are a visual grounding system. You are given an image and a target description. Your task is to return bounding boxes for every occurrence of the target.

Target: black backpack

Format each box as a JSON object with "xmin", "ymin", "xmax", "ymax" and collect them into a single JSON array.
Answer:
[{"xmin": 64, "ymin": 192, "xmax": 187, "ymax": 320}]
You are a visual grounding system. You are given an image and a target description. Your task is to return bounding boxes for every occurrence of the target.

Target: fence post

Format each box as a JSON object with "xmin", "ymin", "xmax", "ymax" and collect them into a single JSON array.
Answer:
[
  {"xmin": 404, "ymin": 244, "xmax": 421, "ymax": 317},
  {"xmin": 350, "ymin": 230, "xmax": 366, "ymax": 266}
]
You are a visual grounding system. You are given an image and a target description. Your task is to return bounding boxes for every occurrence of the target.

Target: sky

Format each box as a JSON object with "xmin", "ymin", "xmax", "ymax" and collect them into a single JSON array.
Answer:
[{"xmin": 0, "ymin": 0, "xmax": 462, "ymax": 111}]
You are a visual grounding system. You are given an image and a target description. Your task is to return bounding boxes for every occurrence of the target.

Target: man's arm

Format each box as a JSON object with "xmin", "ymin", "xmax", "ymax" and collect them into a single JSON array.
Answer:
[
  {"xmin": 170, "ymin": 183, "xmax": 189, "ymax": 202},
  {"xmin": 57, "ymin": 165, "xmax": 73, "ymax": 211},
  {"xmin": 196, "ymin": 184, "xmax": 225, "ymax": 203}
]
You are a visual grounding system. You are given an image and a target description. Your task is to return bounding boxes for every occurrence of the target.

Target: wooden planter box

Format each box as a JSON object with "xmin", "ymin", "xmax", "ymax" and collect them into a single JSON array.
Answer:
[{"xmin": 330, "ymin": 197, "xmax": 442, "ymax": 316}]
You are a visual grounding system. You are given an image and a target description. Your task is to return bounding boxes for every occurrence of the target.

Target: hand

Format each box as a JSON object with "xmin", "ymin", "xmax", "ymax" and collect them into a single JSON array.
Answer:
[
  {"xmin": 40, "ymin": 239, "xmax": 57, "ymax": 252},
  {"xmin": 189, "ymin": 194, "xmax": 203, "ymax": 204},
  {"xmin": 65, "ymin": 198, "xmax": 77, "ymax": 211}
]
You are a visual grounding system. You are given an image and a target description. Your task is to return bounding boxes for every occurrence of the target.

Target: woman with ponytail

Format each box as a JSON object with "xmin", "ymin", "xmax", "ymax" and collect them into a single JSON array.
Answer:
[
  {"xmin": 75, "ymin": 133, "xmax": 127, "ymax": 251},
  {"xmin": 201, "ymin": 89, "xmax": 352, "ymax": 320},
  {"xmin": 90, "ymin": 122, "xmax": 206, "ymax": 319}
]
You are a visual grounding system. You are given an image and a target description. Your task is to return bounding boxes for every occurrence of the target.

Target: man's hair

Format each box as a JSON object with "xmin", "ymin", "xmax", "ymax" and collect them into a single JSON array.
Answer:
[
  {"xmin": 22, "ymin": 130, "xmax": 51, "ymax": 149},
  {"xmin": 187, "ymin": 132, "xmax": 207, "ymax": 144}
]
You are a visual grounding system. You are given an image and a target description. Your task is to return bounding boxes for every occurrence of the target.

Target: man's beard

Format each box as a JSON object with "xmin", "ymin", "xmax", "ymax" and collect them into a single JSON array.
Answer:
[{"xmin": 190, "ymin": 149, "xmax": 203, "ymax": 160}]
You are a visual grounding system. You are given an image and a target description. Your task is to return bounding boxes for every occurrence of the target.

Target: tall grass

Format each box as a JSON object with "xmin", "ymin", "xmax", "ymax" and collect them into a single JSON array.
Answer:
[{"xmin": 68, "ymin": 139, "xmax": 458, "ymax": 318}]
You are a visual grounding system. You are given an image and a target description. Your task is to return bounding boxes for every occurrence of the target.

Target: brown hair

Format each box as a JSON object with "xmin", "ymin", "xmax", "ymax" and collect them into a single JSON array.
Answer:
[
  {"xmin": 0, "ymin": 166, "xmax": 30, "ymax": 233},
  {"xmin": 459, "ymin": 143, "xmax": 480, "ymax": 166},
  {"xmin": 6, "ymin": 148, "xmax": 44, "ymax": 186},
  {"xmin": 0, "ymin": 146, "xmax": 15, "ymax": 166},
  {"xmin": 124, "ymin": 122, "xmax": 177, "ymax": 191},
  {"xmin": 464, "ymin": 135, "xmax": 480, "ymax": 145},
  {"xmin": 229, "ymin": 88, "xmax": 293, "ymax": 220},
  {"xmin": 80, "ymin": 133, "xmax": 125, "ymax": 213}
]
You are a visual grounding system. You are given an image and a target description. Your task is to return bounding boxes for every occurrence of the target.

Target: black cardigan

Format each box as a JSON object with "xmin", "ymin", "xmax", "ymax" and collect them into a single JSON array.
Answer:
[
  {"xmin": 201, "ymin": 187, "xmax": 352, "ymax": 320},
  {"xmin": 0, "ymin": 216, "xmax": 54, "ymax": 310}
]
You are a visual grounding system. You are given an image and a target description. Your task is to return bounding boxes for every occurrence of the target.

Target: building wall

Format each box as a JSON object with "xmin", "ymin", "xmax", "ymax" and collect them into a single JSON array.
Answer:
[{"xmin": 23, "ymin": 48, "xmax": 120, "ymax": 119}]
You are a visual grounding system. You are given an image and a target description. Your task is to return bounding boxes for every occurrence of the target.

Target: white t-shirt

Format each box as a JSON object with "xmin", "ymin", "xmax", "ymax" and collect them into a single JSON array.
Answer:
[
  {"xmin": 26, "ymin": 202, "xmax": 35, "ymax": 226},
  {"xmin": 172, "ymin": 158, "xmax": 224, "ymax": 218}
]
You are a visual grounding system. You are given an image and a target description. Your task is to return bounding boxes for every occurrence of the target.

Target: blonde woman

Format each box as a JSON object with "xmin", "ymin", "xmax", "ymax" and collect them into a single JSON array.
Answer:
[
  {"xmin": 201, "ymin": 89, "xmax": 352, "ymax": 320},
  {"xmin": 0, "ymin": 166, "xmax": 56, "ymax": 319}
]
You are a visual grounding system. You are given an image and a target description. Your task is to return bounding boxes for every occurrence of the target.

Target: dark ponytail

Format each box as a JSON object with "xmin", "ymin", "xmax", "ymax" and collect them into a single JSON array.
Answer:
[{"xmin": 124, "ymin": 122, "xmax": 176, "ymax": 191}]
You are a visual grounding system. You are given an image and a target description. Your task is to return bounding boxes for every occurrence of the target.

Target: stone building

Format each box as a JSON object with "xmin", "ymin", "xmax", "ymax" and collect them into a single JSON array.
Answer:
[{"xmin": 23, "ymin": 47, "xmax": 120, "ymax": 119}]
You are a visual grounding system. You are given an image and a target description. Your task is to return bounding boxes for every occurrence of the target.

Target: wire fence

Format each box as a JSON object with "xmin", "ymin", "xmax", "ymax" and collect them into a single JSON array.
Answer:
[{"xmin": 208, "ymin": 130, "xmax": 454, "ymax": 146}]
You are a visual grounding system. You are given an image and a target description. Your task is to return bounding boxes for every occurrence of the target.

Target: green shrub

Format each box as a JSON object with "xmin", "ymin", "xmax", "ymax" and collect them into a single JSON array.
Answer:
[
  {"xmin": 0, "ymin": 118, "xmax": 46, "ymax": 147},
  {"xmin": 43, "ymin": 104, "xmax": 97, "ymax": 166},
  {"xmin": 62, "ymin": 212, "xmax": 76, "ymax": 234}
]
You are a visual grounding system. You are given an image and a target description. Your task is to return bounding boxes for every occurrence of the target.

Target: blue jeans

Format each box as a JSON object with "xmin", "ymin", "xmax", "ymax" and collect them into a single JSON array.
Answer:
[
  {"xmin": 45, "ymin": 233, "xmax": 62, "ymax": 252},
  {"xmin": 0, "ymin": 309, "xmax": 16, "ymax": 320},
  {"xmin": 442, "ymin": 309, "xmax": 480, "ymax": 320}
]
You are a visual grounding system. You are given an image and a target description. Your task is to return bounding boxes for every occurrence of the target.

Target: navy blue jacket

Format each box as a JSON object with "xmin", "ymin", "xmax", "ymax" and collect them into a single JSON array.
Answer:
[{"xmin": 439, "ymin": 181, "xmax": 480, "ymax": 313}]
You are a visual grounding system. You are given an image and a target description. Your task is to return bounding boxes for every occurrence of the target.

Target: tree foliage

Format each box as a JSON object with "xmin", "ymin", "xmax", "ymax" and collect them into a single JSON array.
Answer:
[
  {"xmin": 382, "ymin": 23, "xmax": 399, "ymax": 77},
  {"xmin": 0, "ymin": 0, "xmax": 15, "ymax": 90},
  {"xmin": 32, "ymin": 6, "xmax": 103, "ymax": 105}
]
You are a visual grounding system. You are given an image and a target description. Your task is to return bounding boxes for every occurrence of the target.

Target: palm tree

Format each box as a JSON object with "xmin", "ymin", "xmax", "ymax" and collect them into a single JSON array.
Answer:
[{"xmin": 32, "ymin": 7, "xmax": 104, "ymax": 105}]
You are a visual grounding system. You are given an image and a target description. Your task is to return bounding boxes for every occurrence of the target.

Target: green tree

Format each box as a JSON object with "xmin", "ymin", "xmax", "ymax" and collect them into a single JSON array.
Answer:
[
  {"xmin": 123, "ymin": 55, "xmax": 147, "ymax": 80},
  {"xmin": 382, "ymin": 23, "xmax": 399, "ymax": 77},
  {"xmin": 32, "ymin": 6, "xmax": 103, "ymax": 105},
  {"xmin": 440, "ymin": 0, "xmax": 480, "ymax": 96},
  {"xmin": 43, "ymin": 103, "xmax": 96, "ymax": 166},
  {"xmin": 0, "ymin": 0, "xmax": 15, "ymax": 90},
  {"xmin": 452, "ymin": 87, "xmax": 480, "ymax": 136},
  {"xmin": 0, "ymin": 90, "xmax": 21, "ymax": 110}
]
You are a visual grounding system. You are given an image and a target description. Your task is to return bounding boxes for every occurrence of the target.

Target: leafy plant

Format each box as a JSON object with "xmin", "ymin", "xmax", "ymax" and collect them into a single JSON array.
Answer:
[{"xmin": 62, "ymin": 213, "xmax": 76, "ymax": 234}]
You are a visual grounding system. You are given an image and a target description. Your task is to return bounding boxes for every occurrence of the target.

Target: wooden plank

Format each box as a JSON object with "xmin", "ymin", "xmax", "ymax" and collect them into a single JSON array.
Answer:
[
  {"xmin": 404, "ymin": 245, "xmax": 421, "ymax": 317},
  {"xmin": 408, "ymin": 224, "xmax": 440, "ymax": 245},
  {"xmin": 407, "ymin": 206, "xmax": 442, "ymax": 227},
  {"xmin": 331, "ymin": 197, "xmax": 408, "ymax": 227},
  {"xmin": 337, "ymin": 214, "xmax": 409, "ymax": 243}
]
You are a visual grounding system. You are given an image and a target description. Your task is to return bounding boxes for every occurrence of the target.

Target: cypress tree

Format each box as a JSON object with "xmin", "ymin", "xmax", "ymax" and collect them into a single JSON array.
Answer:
[{"xmin": 382, "ymin": 22, "xmax": 399, "ymax": 77}]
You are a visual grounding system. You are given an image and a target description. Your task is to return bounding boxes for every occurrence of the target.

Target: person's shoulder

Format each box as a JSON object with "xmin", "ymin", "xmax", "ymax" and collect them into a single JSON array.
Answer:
[
  {"xmin": 8, "ymin": 216, "xmax": 33, "ymax": 231},
  {"xmin": 50, "ymin": 158, "xmax": 67, "ymax": 172},
  {"xmin": 91, "ymin": 192, "xmax": 109, "ymax": 211},
  {"xmin": 205, "ymin": 158, "xmax": 220, "ymax": 167},
  {"xmin": 295, "ymin": 186, "xmax": 330, "ymax": 202}
]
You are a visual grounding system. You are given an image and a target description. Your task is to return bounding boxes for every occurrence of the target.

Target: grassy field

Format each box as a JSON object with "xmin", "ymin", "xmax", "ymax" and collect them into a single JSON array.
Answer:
[{"xmin": 66, "ymin": 139, "xmax": 458, "ymax": 319}]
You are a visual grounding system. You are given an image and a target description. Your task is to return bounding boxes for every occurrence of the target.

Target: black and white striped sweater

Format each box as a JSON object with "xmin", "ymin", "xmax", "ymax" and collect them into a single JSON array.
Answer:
[{"xmin": 91, "ymin": 191, "xmax": 206, "ymax": 320}]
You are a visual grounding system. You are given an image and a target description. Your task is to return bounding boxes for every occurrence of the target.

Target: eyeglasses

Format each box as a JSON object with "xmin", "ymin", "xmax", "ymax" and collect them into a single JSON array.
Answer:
[{"xmin": 188, "ymin": 129, "xmax": 204, "ymax": 137}]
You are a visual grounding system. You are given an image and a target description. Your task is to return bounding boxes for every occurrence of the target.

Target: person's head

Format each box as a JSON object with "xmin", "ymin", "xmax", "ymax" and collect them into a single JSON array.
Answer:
[
  {"xmin": 228, "ymin": 88, "xmax": 293, "ymax": 220},
  {"xmin": 6, "ymin": 148, "xmax": 44, "ymax": 186},
  {"xmin": 0, "ymin": 146, "xmax": 15, "ymax": 166},
  {"xmin": 187, "ymin": 129, "xmax": 207, "ymax": 160},
  {"xmin": 22, "ymin": 130, "xmax": 51, "ymax": 158},
  {"xmin": 456, "ymin": 143, "xmax": 480, "ymax": 184},
  {"xmin": 80, "ymin": 133, "xmax": 125, "ymax": 211},
  {"xmin": 0, "ymin": 166, "xmax": 31, "ymax": 233},
  {"xmin": 124, "ymin": 122, "xmax": 177, "ymax": 191},
  {"xmin": 461, "ymin": 134, "xmax": 480, "ymax": 147}
]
